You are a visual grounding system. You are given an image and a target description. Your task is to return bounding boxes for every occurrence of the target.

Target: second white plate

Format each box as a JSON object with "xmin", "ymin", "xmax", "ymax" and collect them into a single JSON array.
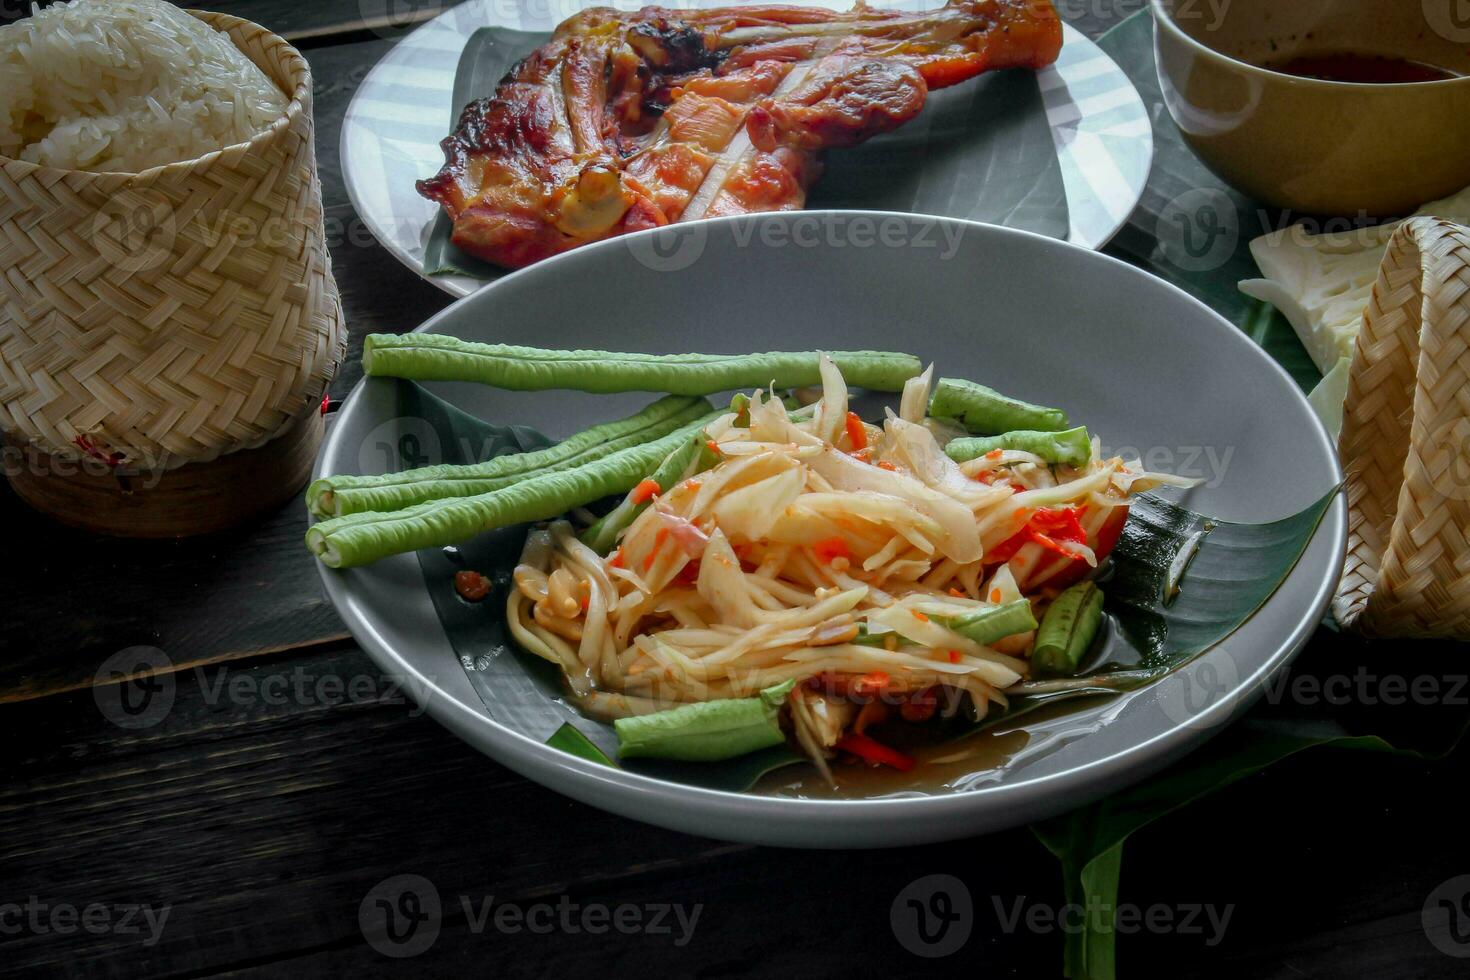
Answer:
[{"xmin": 340, "ymin": 0, "xmax": 1154, "ymax": 298}]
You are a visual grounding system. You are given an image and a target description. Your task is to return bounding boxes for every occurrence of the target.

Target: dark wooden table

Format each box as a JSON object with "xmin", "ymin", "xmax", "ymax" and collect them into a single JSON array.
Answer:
[{"xmin": 3, "ymin": 2, "xmax": 1467, "ymax": 977}]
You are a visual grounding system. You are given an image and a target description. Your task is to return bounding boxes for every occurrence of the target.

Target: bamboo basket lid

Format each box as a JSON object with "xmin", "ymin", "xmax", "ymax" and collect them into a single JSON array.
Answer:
[{"xmin": 1335, "ymin": 217, "xmax": 1470, "ymax": 638}]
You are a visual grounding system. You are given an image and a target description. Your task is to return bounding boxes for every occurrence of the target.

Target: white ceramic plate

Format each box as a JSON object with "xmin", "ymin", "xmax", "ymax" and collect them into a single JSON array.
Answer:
[
  {"xmin": 313, "ymin": 213, "xmax": 1344, "ymax": 847},
  {"xmin": 340, "ymin": 0, "xmax": 1154, "ymax": 298}
]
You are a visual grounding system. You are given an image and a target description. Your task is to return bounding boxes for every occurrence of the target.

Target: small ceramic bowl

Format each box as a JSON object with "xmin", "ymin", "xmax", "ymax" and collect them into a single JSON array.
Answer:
[{"xmin": 1152, "ymin": 0, "xmax": 1470, "ymax": 217}]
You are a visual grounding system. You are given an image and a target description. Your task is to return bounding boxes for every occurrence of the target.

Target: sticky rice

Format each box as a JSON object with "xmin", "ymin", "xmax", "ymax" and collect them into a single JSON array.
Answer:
[{"xmin": 0, "ymin": 0, "xmax": 288, "ymax": 173}]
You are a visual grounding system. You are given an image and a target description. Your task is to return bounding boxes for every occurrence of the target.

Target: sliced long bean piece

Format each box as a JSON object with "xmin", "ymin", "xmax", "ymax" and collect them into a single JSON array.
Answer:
[
  {"xmin": 362, "ymin": 334, "xmax": 922, "ymax": 394},
  {"xmin": 307, "ymin": 411, "xmax": 722, "ymax": 568},
  {"xmin": 1032, "ymin": 581, "xmax": 1105, "ymax": 676},
  {"xmin": 614, "ymin": 680, "xmax": 795, "ymax": 761},
  {"xmin": 945, "ymin": 426, "xmax": 1093, "ymax": 468},
  {"xmin": 928, "ymin": 377, "xmax": 1069, "ymax": 434},
  {"xmin": 940, "ymin": 599, "xmax": 1039, "ymax": 646},
  {"xmin": 306, "ymin": 395, "xmax": 709, "ymax": 519}
]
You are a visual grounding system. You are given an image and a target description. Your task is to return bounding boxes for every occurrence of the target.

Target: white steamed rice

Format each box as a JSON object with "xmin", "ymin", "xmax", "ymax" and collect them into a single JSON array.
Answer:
[{"xmin": 0, "ymin": 0, "xmax": 288, "ymax": 173}]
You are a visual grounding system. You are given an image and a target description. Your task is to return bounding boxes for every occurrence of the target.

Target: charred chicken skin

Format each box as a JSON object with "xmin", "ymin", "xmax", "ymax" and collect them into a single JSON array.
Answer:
[{"xmin": 417, "ymin": 1, "xmax": 1063, "ymax": 269}]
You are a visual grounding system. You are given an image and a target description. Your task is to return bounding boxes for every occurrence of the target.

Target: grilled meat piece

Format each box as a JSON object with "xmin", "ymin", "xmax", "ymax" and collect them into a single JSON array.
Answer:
[{"xmin": 417, "ymin": 1, "xmax": 1062, "ymax": 269}]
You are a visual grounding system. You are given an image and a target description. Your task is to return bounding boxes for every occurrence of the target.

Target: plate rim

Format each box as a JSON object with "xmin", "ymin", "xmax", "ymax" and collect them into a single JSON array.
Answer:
[
  {"xmin": 338, "ymin": 4, "xmax": 1154, "ymax": 300},
  {"xmin": 313, "ymin": 210, "xmax": 1346, "ymax": 846}
]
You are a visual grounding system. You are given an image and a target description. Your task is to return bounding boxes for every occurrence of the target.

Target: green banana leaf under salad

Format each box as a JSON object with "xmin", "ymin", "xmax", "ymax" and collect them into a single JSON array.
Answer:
[{"xmin": 307, "ymin": 341, "xmax": 1202, "ymax": 781}]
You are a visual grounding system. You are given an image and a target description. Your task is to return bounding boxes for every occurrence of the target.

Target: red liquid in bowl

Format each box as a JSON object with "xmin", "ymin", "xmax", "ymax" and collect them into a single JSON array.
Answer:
[{"xmin": 1263, "ymin": 51, "xmax": 1461, "ymax": 84}]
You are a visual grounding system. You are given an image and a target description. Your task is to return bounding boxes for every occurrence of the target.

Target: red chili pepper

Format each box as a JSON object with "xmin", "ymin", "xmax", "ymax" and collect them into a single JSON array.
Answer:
[
  {"xmin": 812, "ymin": 536, "xmax": 850, "ymax": 564},
  {"xmin": 985, "ymin": 527, "xmax": 1031, "ymax": 565},
  {"xmin": 608, "ymin": 550, "xmax": 625, "ymax": 569},
  {"xmin": 319, "ymin": 393, "xmax": 331, "ymax": 416},
  {"xmin": 705, "ymin": 440, "xmax": 722, "ymax": 456},
  {"xmin": 844, "ymin": 411, "xmax": 868, "ymax": 452},
  {"xmin": 1030, "ymin": 506, "xmax": 1088, "ymax": 543},
  {"xmin": 1028, "ymin": 528, "xmax": 1080, "ymax": 559},
  {"xmin": 675, "ymin": 559, "xmax": 701, "ymax": 585},
  {"xmin": 947, "ymin": 650, "xmax": 962, "ymax": 664},
  {"xmin": 836, "ymin": 733, "xmax": 916, "ymax": 772},
  {"xmin": 630, "ymin": 478, "xmax": 660, "ymax": 505},
  {"xmin": 1044, "ymin": 505, "xmax": 1131, "ymax": 590}
]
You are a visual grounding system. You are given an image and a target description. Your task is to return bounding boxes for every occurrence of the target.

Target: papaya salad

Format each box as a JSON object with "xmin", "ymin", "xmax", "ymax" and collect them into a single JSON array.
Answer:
[{"xmin": 306, "ymin": 337, "xmax": 1195, "ymax": 780}]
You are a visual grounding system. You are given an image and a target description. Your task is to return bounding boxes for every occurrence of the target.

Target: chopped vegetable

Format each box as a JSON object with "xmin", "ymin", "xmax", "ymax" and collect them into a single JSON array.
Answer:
[
  {"xmin": 1032, "ymin": 581, "xmax": 1106, "ymax": 676},
  {"xmin": 939, "ymin": 599, "xmax": 1039, "ymax": 646},
  {"xmin": 305, "ymin": 395, "xmax": 709, "ymax": 518},
  {"xmin": 928, "ymin": 377, "xmax": 1069, "ymax": 434},
  {"xmin": 946, "ymin": 426, "xmax": 1093, "ymax": 468},
  {"xmin": 812, "ymin": 536, "xmax": 851, "ymax": 565},
  {"xmin": 844, "ymin": 411, "xmax": 868, "ymax": 451},
  {"xmin": 362, "ymin": 335, "xmax": 923, "ymax": 395},
  {"xmin": 614, "ymin": 680, "xmax": 795, "ymax": 761}
]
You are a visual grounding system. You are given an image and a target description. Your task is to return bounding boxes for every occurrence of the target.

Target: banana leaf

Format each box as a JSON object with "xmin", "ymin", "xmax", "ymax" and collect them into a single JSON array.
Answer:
[
  {"xmin": 396, "ymin": 377, "xmax": 1336, "ymax": 794},
  {"xmin": 421, "ymin": 26, "xmax": 1068, "ymax": 281}
]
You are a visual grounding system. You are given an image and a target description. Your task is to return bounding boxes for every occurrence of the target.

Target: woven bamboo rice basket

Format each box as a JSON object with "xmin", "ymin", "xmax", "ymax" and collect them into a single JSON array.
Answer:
[
  {"xmin": 1335, "ymin": 217, "xmax": 1470, "ymax": 638},
  {"xmin": 0, "ymin": 10, "xmax": 345, "ymax": 537}
]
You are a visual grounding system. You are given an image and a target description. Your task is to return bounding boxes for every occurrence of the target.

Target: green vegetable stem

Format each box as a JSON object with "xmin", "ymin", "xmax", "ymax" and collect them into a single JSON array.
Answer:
[
  {"xmin": 928, "ymin": 377, "xmax": 1069, "ymax": 434},
  {"xmin": 306, "ymin": 395, "xmax": 711, "ymax": 518},
  {"xmin": 1032, "ymin": 582, "xmax": 1106, "ymax": 676},
  {"xmin": 307, "ymin": 411, "xmax": 721, "ymax": 568},
  {"xmin": 614, "ymin": 680, "xmax": 796, "ymax": 761},
  {"xmin": 945, "ymin": 426, "xmax": 1093, "ymax": 468},
  {"xmin": 362, "ymin": 335, "xmax": 922, "ymax": 394}
]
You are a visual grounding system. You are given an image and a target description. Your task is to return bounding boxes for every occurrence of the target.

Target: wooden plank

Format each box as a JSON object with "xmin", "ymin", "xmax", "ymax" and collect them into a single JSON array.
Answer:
[
  {"xmin": 0, "ymin": 643, "xmax": 1059, "ymax": 976},
  {"xmin": 3, "ymin": 643, "xmax": 1465, "ymax": 976}
]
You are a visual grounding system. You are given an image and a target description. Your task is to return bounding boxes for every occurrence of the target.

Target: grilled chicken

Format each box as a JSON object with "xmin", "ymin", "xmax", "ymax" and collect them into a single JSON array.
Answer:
[{"xmin": 418, "ymin": 1, "xmax": 1062, "ymax": 269}]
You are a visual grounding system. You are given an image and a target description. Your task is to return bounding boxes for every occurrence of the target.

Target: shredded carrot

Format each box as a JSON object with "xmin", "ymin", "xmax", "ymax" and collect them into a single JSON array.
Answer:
[
  {"xmin": 844, "ymin": 411, "xmax": 867, "ymax": 451},
  {"xmin": 705, "ymin": 440, "xmax": 721, "ymax": 456},
  {"xmin": 643, "ymin": 528, "xmax": 671, "ymax": 571},
  {"xmin": 686, "ymin": 480, "xmax": 702, "ymax": 492},
  {"xmin": 948, "ymin": 650, "xmax": 962, "ymax": 664},
  {"xmin": 876, "ymin": 460, "xmax": 898, "ymax": 472},
  {"xmin": 948, "ymin": 587, "xmax": 966, "ymax": 598},
  {"xmin": 630, "ymin": 478, "xmax": 660, "ymax": 504},
  {"xmin": 990, "ymin": 588, "xmax": 1002, "ymax": 603},
  {"xmin": 986, "ymin": 449, "xmax": 1004, "ymax": 460},
  {"xmin": 608, "ymin": 550, "xmax": 625, "ymax": 569},
  {"xmin": 911, "ymin": 609, "xmax": 930, "ymax": 623}
]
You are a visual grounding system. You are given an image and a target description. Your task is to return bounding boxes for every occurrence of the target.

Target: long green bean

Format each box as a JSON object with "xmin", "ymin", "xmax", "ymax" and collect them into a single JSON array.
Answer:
[
  {"xmin": 928, "ymin": 377, "xmax": 1069, "ymax": 434},
  {"xmin": 945, "ymin": 426, "xmax": 1093, "ymax": 468},
  {"xmin": 307, "ymin": 411, "xmax": 722, "ymax": 568},
  {"xmin": 362, "ymin": 334, "xmax": 922, "ymax": 394},
  {"xmin": 580, "ymin": 432, "xmax": 703, "ymax": 554},
  {"xmin": 306, "ymin": 395, "xmax": 709, "ymax": 519}
]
